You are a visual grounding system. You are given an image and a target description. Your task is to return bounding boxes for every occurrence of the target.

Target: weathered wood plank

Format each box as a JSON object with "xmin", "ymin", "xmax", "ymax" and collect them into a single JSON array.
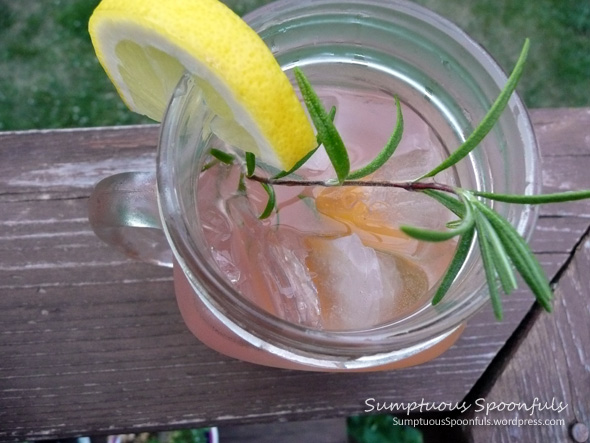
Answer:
[
  {"xmin": 0, "ymin": 108, "xmax": 588, "ymax": 441},
  {"xmin": 463, "ymin": 229, "xmax": 590, "ymax": 442},
  {"xmin": 0, "ymin": 126, "xmax": 159, "ymax": 202},
  {"xmin": 531, "ymin": 107, "xmax": 590, "ymax": 157}
]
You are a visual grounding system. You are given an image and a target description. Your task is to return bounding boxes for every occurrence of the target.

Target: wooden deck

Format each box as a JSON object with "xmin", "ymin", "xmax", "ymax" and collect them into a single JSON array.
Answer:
[{"xmin": 0, "ymin": 108, "xmax": 589, "ymax": 442}]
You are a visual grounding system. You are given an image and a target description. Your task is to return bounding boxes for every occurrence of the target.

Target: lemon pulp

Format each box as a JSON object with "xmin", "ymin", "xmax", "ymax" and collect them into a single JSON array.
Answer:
[{"xmin": 88, "ymin": 0, "xmax": 317, "ymax": 170}]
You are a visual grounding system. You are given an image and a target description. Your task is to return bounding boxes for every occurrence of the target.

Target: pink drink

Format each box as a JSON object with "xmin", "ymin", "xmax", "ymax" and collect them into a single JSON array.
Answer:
[
  {"xmin": 158, "ymin": 0, "xmax": 539, "ymax": 370},
  {"xmin": 194, "ymin": 84, "xmax": 457, "ymax": 331},
  {"xmin": 88, "ymin": 1, "xmax": 539, "ymax": 371}
]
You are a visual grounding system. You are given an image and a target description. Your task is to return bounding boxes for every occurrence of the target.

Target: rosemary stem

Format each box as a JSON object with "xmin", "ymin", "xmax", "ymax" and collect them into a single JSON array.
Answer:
[{"xmin": 247, "ymin": 174, "xmax": 457, "ymax": 194}]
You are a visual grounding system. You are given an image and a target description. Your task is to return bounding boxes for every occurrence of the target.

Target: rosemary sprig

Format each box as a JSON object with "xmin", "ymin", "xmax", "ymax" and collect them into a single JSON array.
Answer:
[
  {"xmin": 258, "ymin": 182, "xmax": 276, "ymax": 220},
  {"xmin": 210, "ymin": 148, "xmax": 235, "ymax": 164},
  {"xmin": 202, "ymin": 148, "xmax": 235, "ymax": 171},
  {"xmin": 347, "ymin": 96, "xmax": 404, "ymax": 180},
  {"xmin": 476, "ymin": 211, "xmax": 518, "ymax": 295},
  {"xmin": 421, "ymin": 189, "xmax": 466, "ymax": 218},
  {"xmin": 473, "ymin": 189, "xmax": 590, "ymax": 204},
  {"xmin": 400, "ymin": 190, "xmax": 474, "ymax": 242},
  {"xmin": 473, "ymin": 199, "xmax": 553, "ymax": 312},
  {"xmin": 431, "ymin": 228, "xmax": 475, "ymax": 305},
  {"xmin": 294, "ymin": 67, "xmax": 350, "ymax": 183},
  {"xmin": 416, "ymin": 38, "xmax": 530, "ymax": 180},
  {"xmin": 473, "ymin": 204, "xmax": 504, "ymax": 319},
  {"xmin": 245, "ymin": 152, "xmax": 256, "ymax": 177},
  {"xmin": 202, "ymin": 39, "xmax": 590, "ymax": 320},
  {"xmin": 272, "ymin": 106, "xmax": 335, "ymax": 180}
]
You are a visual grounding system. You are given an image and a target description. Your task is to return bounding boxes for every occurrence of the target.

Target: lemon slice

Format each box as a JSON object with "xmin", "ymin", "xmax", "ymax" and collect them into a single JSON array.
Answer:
[{"xmin": 88, "ymin": 0, "xmax": 317, "ymax": 170}]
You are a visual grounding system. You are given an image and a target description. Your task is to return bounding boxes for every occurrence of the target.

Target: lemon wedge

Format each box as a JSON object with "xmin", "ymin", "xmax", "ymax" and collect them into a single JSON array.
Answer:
[{"xmin": 88, "ymin": 0, "xmax": 317, "ymax": 170}]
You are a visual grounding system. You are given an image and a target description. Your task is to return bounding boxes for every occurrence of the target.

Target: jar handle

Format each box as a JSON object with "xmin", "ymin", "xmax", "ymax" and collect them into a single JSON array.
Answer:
[{"xmin": 88, "ymin": 171, "xmax": 173, "ymax": 267}]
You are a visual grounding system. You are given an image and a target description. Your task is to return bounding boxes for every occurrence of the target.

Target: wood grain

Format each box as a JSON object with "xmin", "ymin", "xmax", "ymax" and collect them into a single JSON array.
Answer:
[
  {"xmin": 0, "ymin": 109, "xmax": 588, "ymax": 441},
  {"xmin": 464, "ymin": 230, "xmax": 590, "ymax": 442}
]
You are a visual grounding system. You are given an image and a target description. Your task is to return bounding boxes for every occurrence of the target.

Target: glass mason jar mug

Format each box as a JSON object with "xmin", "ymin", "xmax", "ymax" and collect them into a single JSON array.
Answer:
[{"xmin": 88, "ymin": 0, "xmax": 539, "ymax": 371}]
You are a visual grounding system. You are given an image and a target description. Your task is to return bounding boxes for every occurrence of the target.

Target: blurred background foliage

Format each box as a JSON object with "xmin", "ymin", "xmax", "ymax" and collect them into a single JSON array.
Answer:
[{"xmin": 0, "ymin": 0, "xmax": 588, "ymax": 131}]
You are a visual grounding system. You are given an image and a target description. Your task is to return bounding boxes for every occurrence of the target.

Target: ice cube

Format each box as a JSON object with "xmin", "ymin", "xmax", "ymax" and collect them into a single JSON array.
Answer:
[
  {"xmin": 300, "ymin": 148, "xmax": 332, "ymax": 177},
  {"xmin": 306, "ymin": 234, "xmax": 435, "ymax": 329},
  {"xmin": 364, "ymin": 117, "xmax": 456, "ymax": 230},
  {"xmin": 306, "ymin": 234, "xmax": 395, "ymax": 330},
  {"xmin": 377, "ymin": 148, "xmax": 438, "ymax": 181},
  {"xmin": 359, "ymin": 185, "xmax": 459, "ymax": 286},
  {"xmin": 210, "ymin": 249, "xmax": 240, "ymax": 284},
  {"xmin": 261, "ymin": 228, "xmax": 321, "ymax": 326},
  {"xmin": 375, "ymin": 251, "xmax": 430, "ymax": 320},
  {"xmin": 367, "ymin": 186, "xmax": 453, "ymax": 231},
  {"xmin": 222, "ymin": 195, "xmax": 321, "ymax": 327},
  {"xmin": 313, "ymin": 186, "xmax": 431, "ymax": 257},
  {"xmin": 201, "ymin": 207, "xmax": 232, "ymax": 245}
]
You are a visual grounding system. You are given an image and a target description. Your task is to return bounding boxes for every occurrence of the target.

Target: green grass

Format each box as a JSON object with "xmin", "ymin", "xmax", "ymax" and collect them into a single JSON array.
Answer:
[
  {"xmin": 0, "ymin": 0, "xmax": 147, "ymax": 130},
  {"xmin": 414, "ymin": 0, "xmax": 590, "ymax": 108},
  {"xmin": 1, "ymin": 0, "xmax": 589, "ymax": 131},
  {"xmin": 348, "ymin": 415, "xmax": 423, "ymax": 443},
  {"xmin": 0, "ymin": 0, "xmax": 275, "ymax": 131},
  {"xmin": 0, "ymin": 0, "xmax": 588, "ymax": 131}
]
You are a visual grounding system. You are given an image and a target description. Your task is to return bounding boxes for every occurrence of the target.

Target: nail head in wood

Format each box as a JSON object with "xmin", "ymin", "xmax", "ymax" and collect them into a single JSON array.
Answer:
[{"xmin": 571, "ymin": 422, "xmax": 589, "ymax": 442}]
